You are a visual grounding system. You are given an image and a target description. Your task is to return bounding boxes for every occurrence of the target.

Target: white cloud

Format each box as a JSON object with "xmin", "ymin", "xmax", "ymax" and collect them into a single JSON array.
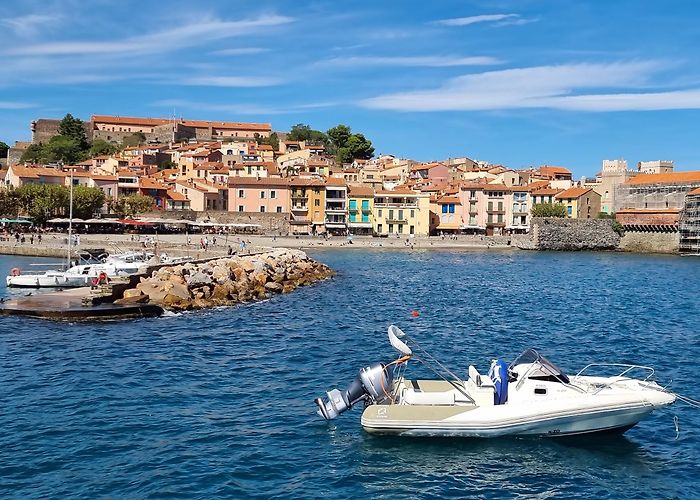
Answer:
[
  {"xmin": 0, "ymin": 101, "xmax": 36, "ymax": 109},
  {"xmin": 433, "ymin": 14, "xmax": 519, "ymax": 27},
  {"xmin": 319, "ymin": 55, "xmax": 502, "ymax": 68},
  {"xmin": 359, "ymin": 62, "xmax": 700, "ymax": 112},
  {"xmin": 6, "ymin": 15, "xmax": 293, "ymax": 56},
  {"xmin": 1, "ymin": 14, "xmax": 57, "ymax": 37},
  {"xmin": 180, "ymin": 76, "xmax": 283, "ymax": 87},
  {"xmin": 153, "ymin": 99, "xmax": 338, "ymax": 115},
  {"xmin": 210, "ymin": 48, "xmax": 270, "ymax": 56}
]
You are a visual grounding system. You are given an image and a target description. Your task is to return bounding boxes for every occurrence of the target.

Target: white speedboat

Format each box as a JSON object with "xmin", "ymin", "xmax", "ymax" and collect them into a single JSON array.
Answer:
[
  {"xmin": 315, "ymin": 325, "xmax": 677, "ymax": 437},
  {"xmin": 6, "ymin": 251, "xmax": 157, "ymax": 288}
]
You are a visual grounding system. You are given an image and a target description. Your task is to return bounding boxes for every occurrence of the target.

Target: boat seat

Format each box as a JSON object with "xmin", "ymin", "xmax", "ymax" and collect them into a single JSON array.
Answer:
[
  {"xmin": 468, "ymin": 365, "xmax": 495, "ymax": 388},
  {"xmin": 467, "ymin": 366, "xmax": 495, "ymax": 406},
  {"xmin": 401, "ymin": 388, "xmax": 456, "ymax": 406}
]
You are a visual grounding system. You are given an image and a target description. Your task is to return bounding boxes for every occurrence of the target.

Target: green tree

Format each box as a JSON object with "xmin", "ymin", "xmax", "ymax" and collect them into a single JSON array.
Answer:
[
  {"xmin": 109, "ymin": 194, "xmax": 154, "ymax": 218},
  {"xmin": 254, "ymin": 132, "xmax": 280, "ymax": 150},
  {"xmin": 20, "ymin": 143, "xmax": 46, "ymax": 163},
  {"xmin": 531, "ymin": 202, "xmax": 568, "ymax": 218},
  {"xmin": 58, "ymin": 113, "xmax": 89, "ymax": 151},
  {"xmin": 89, "ymin": 139, "xmax": 118, "ymax": 157},
  {"xmin": 597, "ymin": 211, "xmax": 615, "ymax": 219},
  {"xmin": 345, "ymin": 133, "xmax": 374, "ymax": 160},
  {"xmin": 157, "ymin": 159, "xmax": 177, "ymax": 171},
  {"xmin": 72, "ymin": 186, "xmax": 106, "ymax": 219},
  {"xmin": 0, "ymin": 141, "xmax": 9, "ymax": 159},
  {"xmin": 15, "ymin": 184, "xmax": 70, "ymax": 224},
  {"xmin": 287, "ymin": 123, "xmax": 330, "ymax": 147},
  {"xmin": 121, "ymin": 132, "xmax": 147, "ymax": 148},
  {"xmin": 336, "ymin": 147, "xmax": 354, "ymax": 165},
  {"xmin": 327, "ymin": 124, "xmax": 351, "ymax": 150},
  {"xmin": 44, "ymin": 135, "xmax": 87, "ymax": 164},
  {"xmin": 0, "ymin": 189, "xmax": 21, "ymax": 217}
]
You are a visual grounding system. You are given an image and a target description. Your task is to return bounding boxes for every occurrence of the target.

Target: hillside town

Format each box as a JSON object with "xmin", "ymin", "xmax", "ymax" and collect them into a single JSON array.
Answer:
[{"xmin": 1, "ymin": 114, "xmax": 699, "ymax": 253}]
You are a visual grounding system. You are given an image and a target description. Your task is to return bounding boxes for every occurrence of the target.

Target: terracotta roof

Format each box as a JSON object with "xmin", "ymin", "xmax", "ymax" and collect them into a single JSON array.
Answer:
[
  {"xmin": 257, "ymin": 144, "xmax": 273, "ymax": 151},
  {"xmin": 437, "ymin": 196, "xmax": 461, "ymax": 204},
  {"xmin": 324, "ymin": 177, "xmax": 347, "ymax": 186},
  {"xmin": 531, "ymin": 188, "xmax": 563, "ymax": 196},
  {"xmin": 10, "ymin": 166, "xmax": 66, "ymax": 178},
  {"xmin": 348, "ymin": 185, "xmax": 375, "ymax": 197},
  {"xmin": 555, "ymin": 187, "xmax": 592, "ymax": 199},
  {"xmin": 140, "ymin": 178, "xmax": 167, "ymax": 190},
  {"xmin": 90, "ymin": 174, "xmax": 118, "ymax": 181},
  {"xmin": 410, "ymin": 162, "xmax": 446, "ymax": 172},
  {"xmin": 538, "ymin": 165, "xmax": 572, "ymax": 175},
  {"xmin": 625, "ymin": 171, "xmax": 700, "ymax": 185},
  {"xmin": 689, "ymin": 187, "xmax": 700, "ymax": 195},
  {"xmin": 525, "ymin": 180, "xmax": 550, "ymax": 191},
  {"xmin": 167, "ymin": 189, "xmax": 188, "ymax": 201}
]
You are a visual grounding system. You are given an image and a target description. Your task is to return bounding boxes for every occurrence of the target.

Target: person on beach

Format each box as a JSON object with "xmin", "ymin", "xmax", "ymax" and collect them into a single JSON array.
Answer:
[
  {"xmin": 227, "ymin": 245, "xmax": 233, "ymax": 256},
  {"xmin": 37, "ymin": 233, "xmax": 42, "ymax": 244},
  {"xmin": 30, "ymin": 234, "xmax": 34, "ymax": 245}
]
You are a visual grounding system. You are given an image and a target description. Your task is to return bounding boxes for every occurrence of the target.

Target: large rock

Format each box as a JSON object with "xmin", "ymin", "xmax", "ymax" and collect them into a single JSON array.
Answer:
[{"xmin": 186, "ymin": 271, "xmax": 212, "ymax": 288}]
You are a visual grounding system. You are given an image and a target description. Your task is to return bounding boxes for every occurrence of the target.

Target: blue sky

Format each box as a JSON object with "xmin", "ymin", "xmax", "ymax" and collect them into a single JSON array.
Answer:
[{"xmin": 2, "ymin": 0, "xmax": 700, "ymax": 176}]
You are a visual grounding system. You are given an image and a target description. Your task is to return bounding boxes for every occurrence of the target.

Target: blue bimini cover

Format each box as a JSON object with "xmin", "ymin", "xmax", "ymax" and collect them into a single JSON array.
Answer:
[{"xmin": 488, "ymin": 359, "xmax": 509, "ymax": 405}]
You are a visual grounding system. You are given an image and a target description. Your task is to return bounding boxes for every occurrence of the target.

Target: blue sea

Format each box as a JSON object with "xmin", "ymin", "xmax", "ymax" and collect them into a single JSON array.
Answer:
[{"xmin": 0, "ymin": 250, "xmax": 699, "ymax": 498}]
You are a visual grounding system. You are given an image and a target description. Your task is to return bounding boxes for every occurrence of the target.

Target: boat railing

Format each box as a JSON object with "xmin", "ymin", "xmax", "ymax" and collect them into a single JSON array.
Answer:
[{"xmin": 572, "ymin": 363, "xmax": 655, "ymax": 393}]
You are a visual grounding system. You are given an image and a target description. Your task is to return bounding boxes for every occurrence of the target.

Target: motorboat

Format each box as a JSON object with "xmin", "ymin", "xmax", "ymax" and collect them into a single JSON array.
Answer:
[
  {"xmin": 6, "ymin": 251, "xmax": 158, "ymax": 288},
  {"xmin": 314, "ymin": 325, "xmax": 677, "ymax": 437}
]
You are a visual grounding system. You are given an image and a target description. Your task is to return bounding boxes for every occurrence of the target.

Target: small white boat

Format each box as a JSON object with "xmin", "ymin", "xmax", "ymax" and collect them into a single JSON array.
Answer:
[
  {"xmin": 6, "ymin": 251, "xmax": 158, "ymax": 288},
  {"xmin": 315, "ymin": 325, "xmax": 677, "ymax": 437}
]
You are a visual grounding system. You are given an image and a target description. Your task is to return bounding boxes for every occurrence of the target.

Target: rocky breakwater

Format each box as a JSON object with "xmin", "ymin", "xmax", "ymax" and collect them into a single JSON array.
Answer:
[{"xmin": 115, "ymin": 249, "xmax": 334, "ymax": 311}]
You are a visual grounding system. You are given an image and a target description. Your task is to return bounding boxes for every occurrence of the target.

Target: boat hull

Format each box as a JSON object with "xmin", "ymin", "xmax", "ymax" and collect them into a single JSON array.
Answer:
[
  {"xmin": 361, "ymin": 402, "xmax": 666, "ymax": 438},
  {"xmin": 6, "ymin": 275, "xmax": 92, "ymax": 288}
]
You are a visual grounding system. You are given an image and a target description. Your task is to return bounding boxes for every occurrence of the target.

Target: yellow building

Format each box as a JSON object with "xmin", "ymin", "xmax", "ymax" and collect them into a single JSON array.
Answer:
[
  {"xmin": 555, "ymin": 187, "xmax": 602, "ymax": 219},
  {"xmin": 348, "ymin": 185, "xmax": 374, "ymax": 235},
  {"xmin": 373, "ymin": 188, "xmax": 430, "ymax": 236},
  {"xmin": 289, "ymin": 178, "xmax": 326, "ymax": 234}
]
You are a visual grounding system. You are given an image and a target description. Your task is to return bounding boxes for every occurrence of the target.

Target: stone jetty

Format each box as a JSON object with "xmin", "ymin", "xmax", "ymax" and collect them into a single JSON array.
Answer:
[{"xmin": 115, "ymin": 249, "xmax": 334, "ymax": 311}]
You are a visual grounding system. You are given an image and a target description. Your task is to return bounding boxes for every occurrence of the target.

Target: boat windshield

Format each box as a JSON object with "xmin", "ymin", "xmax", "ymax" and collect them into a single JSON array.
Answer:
[{"xmin": 509, "ymin": 348, "xmax": 570, "ymax": 384}]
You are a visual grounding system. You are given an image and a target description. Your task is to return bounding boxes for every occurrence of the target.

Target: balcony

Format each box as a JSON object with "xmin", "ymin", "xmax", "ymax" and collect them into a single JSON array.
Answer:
[
  {"xmin": 386, "ymin": 217, "xmax": 408, "ymax": 223},
  {"xmin": 374, "ymin": 202, "xmax": 418, "ymax": 208},
  {"xmin": 291, "ymin": 205, "xmax": 308, "ymax": 212},
  {"xmin": 291, "ymin": 194, "xmax": 308, "ymax": 201}
]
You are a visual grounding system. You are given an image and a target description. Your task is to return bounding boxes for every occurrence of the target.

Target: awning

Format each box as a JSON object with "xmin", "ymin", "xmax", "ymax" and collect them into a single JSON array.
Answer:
[
  {"xmin": 0, "ymin": 218, "xmax": 33, "ymax": 224},
  {"xmin": 117, "ymin": 219, "xmax": 154, "ymax": 226}
]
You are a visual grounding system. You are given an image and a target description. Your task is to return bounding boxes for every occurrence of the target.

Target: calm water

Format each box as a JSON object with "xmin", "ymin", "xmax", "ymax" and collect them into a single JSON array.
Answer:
[{"xmin": 1, "ymin": 250, "xmax": 699, "ymax": 498}]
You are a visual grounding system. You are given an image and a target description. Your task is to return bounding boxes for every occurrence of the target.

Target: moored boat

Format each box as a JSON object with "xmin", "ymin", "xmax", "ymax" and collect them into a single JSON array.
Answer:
[{"xmin": 315, "ymin": 326, "xmax": 677, "ymax": 438}]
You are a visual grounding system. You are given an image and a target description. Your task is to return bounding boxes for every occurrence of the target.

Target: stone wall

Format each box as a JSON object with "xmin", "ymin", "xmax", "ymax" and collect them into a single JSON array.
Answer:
[
  {"xmin": 32, "ymin": 119, "xmax": 93, "ymax": 143},
  {"xmin": 141, "ymin": 210, "xmax": 290, "ymax": 234},
  {"xmin": 530, "ymin": 218, "xmax": 620, "ymax": 250},
  {"xmin": 619, "ymin": 231, "xmax": 679, "ymax": 254}
]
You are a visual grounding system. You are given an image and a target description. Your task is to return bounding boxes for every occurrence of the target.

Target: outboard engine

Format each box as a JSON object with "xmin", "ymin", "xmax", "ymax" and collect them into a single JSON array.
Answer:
[{"xmin": 315, "ymin": 362, "xmax": 393, "ymax": 420}]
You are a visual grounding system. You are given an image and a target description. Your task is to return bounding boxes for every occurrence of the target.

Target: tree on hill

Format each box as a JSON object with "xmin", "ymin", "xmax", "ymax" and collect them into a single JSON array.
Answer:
[
  {"xmin": 20, "ymin": 143, "xmax": 45, "ymax": 163},
  {"xmin": 531, "ymin": 203, "xmax": 567, "ymax": 218},
  {"xmin": 0, "ymin": 189, "xmax": 21, "ymax": 218},
  {"xmin": 109, "ymin": 194, "xmax": 154, "ymax": 218},
  {"xmin": 326, "ymin": 124, "xmax": 374, "ymax": 164},
  {"xmin": 287, "ymin": 123, "xmax": 330, "ymax": 147},
  {"xmin": 255, "ymin": 132, "xmax": 279, "ymax": 150},
  {"xmin": 0, "ymin": 141, "xmax": 9, "ymax": 159},
  {"xmin": 89, "ymin": 139, "xmax": 118, "ymax": 157},
  {"xmin": 58, "ymin": 113, "xmax": 89, "ymax": 151}
]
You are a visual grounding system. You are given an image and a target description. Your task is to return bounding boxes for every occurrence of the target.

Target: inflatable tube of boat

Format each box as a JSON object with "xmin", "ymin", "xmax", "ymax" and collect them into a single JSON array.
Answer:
[
  {"xmin": 488, "ymin": 359, "xmax": 509, "ymax": 405},
  {"xmin": 10, "ymin": 267, "xmax": 21, "ymax": 276}
]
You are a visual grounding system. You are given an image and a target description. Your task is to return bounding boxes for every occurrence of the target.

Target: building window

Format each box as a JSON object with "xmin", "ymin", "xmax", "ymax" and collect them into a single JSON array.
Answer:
[
  {"xmin": 260, "ymin": 191, "xmax": 266, "ymax": 199},
  {"xmin": 442, "ymin": 204, "xmax": 448, "ymax": 214},
  {"xmin": 277, "ymin": 206, "xmax": 282, "ymax": 213},
  {"xmin": 377, "ymin": 223, "xmax": 383, "ymax": 233},
  {"xmin": 238, "ymin": 205, "xmax": 244, "ymax": 212},
  {"xmin": 398, "ymin": 209, "xmax": 403, "ymax": 220},
  {"xmin": 410, "ymin": 210, "xmax": 414, "ymax": 218},
  {"xmin": 260, "ymin": 206, "xmax": 265, "ymax": 213},
  {"xmin": 567, "ymin": 206, "xmax": 573, "ymax": 216},
  {"xmin": 270, "ymin": 190, "xmax": 276, "ymax": 199},
  {"xmin": 238, "ymin": 189, "xmax": 244, "ymax": 197},
  {"xmin": 362, "ymin": 199, "xmax": 369, "ymax": 210},
  {"xmin": 389, "ymin": 209, "xmax": 394, "ymax": 220},
  {"xmin": 315, "ymin": 199, "xmax": 320, "ymax": 207}
]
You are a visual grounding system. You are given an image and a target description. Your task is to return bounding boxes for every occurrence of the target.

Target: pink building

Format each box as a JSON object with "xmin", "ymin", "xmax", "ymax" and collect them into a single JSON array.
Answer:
[{"xmin": 228, "ymin": 178, "xmax": 291, "ymax": 214}]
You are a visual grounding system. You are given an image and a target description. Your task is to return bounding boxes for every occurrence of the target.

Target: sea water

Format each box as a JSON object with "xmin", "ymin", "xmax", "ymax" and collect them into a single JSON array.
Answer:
[{"xmin": 0, "ymin": 250, "xmax": 698, "ymax": 498}]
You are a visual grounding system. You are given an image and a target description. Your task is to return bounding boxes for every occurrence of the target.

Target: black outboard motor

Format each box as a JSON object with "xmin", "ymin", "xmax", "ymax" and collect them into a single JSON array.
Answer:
[{"xmin": 315, "ymin": 362, "xmax": 393, "ymax": 420}]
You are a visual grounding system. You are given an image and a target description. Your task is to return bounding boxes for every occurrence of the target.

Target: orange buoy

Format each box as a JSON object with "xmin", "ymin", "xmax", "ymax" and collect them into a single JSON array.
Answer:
[
  {"xmin": 10, "ymin": 267, "xmax": 21, "ymax": 276},
  {"xmin": 411, "ymin": 310, "xmax": 420, "ymax": 317}
]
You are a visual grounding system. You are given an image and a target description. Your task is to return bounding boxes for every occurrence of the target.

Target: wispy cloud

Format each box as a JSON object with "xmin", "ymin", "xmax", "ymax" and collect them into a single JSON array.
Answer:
[
  {"xmin": 318, "ymin": 55, "xmax": 502, "ymax": 68},
  {"xmin": 210, "ymin": 47, "xmax": 270, "ymax": 56},
  {"xmin": 179, "ymin": 76, "xmax": 284, "ymax": 87},
  {"xmin": 359, "ymin": 61, "xmax": 700, "ymax": 112},
  {"xmin": 0, "ymin": 101, "xmax": 36, "ymax": 109},
  {"xmin": 6, "ymin": 15, "xmax": 293, "ymax": 56},
  {"xmin": 153, "ymin": 99, "xmax": 339, "ymax": 115},
  {"xmin": 433, "ymin": 14, "xmax": 519, "ymax": 27},
  {"xmin": 1, "ymin": 14, "xmax": 57, "ymax": 37}
]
